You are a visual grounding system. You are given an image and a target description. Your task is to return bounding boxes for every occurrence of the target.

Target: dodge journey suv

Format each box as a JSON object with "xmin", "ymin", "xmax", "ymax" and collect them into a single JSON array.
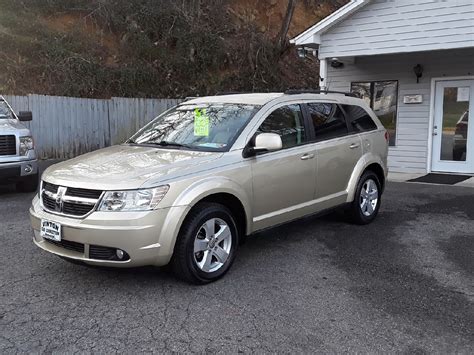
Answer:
[{"xmin": 30, "ymin": 91, "xmax": 388, "ymax": 284}]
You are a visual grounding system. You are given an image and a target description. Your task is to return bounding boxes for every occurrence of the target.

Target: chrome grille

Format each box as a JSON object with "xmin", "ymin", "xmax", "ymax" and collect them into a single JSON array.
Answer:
[
  {"xmin": 0, "ymin": 135, "xmax": 16, "ymax": 156},
  {"xmin": 40, "ymin": 182, "xmax": 103, "ymax": 218}
]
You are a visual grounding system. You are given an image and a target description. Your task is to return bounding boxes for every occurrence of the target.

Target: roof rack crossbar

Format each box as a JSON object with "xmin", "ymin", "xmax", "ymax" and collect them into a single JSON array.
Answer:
[{"xmin": 284, "ymin": 89, "xmax": 359, "ymax": 97}]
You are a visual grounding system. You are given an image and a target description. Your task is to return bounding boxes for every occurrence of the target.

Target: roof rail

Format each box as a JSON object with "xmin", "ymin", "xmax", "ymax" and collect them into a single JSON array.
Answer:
[
  {"xmin": 284, "ymin": 89, "xmax": 359, "ymax": 98},
  {"xmin": 215, "ymin": 91, "xmax": 255, "ymax": 96}
]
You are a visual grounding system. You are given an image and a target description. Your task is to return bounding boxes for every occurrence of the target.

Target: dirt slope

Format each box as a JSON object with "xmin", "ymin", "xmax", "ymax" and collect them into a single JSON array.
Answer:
[{"xmin": 0, "ymin": 0, "xmax": 347, "ymax": 98}]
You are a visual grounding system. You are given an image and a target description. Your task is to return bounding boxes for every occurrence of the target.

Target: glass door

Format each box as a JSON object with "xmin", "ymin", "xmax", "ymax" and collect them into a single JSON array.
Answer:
[{"xmin": 432, "ymin": 80, "xmax": 474, "ymax": 174}]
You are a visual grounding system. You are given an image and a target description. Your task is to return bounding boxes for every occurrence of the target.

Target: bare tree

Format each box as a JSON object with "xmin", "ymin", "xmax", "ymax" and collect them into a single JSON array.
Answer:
[{"xmin": 277, "ymin": 0, "xmax": 296, "ymax": 51}]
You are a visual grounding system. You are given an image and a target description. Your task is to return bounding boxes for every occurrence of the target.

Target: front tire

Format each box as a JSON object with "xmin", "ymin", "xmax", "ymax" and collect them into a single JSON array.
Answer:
[
  {"xmin": 347, "ymin": 171, "xmax": 381, "ymax": 225},
  {"xmin": 171, "ymin": 202, "xmax": 239, "ymax": 284}
]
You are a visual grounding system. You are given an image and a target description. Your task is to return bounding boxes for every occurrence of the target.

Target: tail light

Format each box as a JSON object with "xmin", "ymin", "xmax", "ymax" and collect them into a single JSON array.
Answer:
[{"xmin": 384, "ymin": 131, "xmax": 390, "ymax": 143}]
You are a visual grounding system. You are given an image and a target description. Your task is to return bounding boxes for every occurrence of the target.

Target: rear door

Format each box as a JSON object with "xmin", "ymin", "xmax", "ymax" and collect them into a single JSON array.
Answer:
[{"xmin": 304, "ymin": 102, "xmax": 362, "ymax": 202}]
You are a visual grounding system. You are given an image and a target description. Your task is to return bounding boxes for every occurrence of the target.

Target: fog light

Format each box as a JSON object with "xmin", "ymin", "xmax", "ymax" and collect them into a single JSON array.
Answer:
[
  {"xmin": 116, "ymin": 249, "xmax": 125, "ymax": 260},
  {"xmin": 24, "ymin": 164, "xmax": 32, "ymax": 174}
]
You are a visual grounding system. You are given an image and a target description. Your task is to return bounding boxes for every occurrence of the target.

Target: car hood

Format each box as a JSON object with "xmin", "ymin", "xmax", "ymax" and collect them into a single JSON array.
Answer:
[
  {"xmin": 43, "ymin": 145, "xmax": 223, "ymax": 190},
  {"xmin": 0, "ymin": 118, "xmax": 28, "ymax": 132}
]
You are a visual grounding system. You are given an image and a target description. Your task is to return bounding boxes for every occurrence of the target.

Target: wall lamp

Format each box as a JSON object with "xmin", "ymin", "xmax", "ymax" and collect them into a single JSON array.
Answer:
[
  {"xmin": 414, "ymin": 64, "xmax": 423, "ymax": 83},
  {"xmin": 330, "ymin": 58, "xmax": 344, "ymax": 69}
]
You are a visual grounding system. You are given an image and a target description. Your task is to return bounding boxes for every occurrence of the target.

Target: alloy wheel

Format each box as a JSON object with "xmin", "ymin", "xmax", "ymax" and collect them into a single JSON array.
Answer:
[
  {"xmin": 359, "ymin": 178, "xmax": 379, "ymax": 217},
  {"xmin": 193, "ymin": 218, "xmax": 232, "ymax": 273}
]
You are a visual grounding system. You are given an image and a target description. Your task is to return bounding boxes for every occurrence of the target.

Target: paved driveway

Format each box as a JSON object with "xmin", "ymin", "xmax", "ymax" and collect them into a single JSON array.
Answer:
[{"xmin": 0, "ymin": 176, "xmax": 473, "ymax": 353}]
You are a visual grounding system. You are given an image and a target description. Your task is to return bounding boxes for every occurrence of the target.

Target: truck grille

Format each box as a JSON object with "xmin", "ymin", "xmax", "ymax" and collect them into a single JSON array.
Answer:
[
  {"xmin": 41, "ymin": 182, "xmax": 103, "ymax": 218},
  {"xmin": 0, "ymin": 135, "xmax": 16, "ymax": 155}
]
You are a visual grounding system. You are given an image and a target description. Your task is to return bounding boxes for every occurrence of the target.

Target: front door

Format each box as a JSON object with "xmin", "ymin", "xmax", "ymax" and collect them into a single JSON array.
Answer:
[
  {"xmin": 250, "ymin": 104, "xmax": 317, "ymax": 231},
  {"xmin": 432, "ymin": 80, "xmax": 474, "ymax": 174}
]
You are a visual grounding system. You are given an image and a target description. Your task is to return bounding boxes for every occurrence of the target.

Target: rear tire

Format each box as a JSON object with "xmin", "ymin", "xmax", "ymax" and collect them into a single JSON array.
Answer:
[
  {"xmin": 346, "ymin": 171, "xmax": 381, "ymax": 225},
  {"xmin": 16, "ymin": 173, "xmax": 39, "ymax": 193},
  {"xmin": 171, "ymin": 202, "xmax": 239, "ymax": 284}
]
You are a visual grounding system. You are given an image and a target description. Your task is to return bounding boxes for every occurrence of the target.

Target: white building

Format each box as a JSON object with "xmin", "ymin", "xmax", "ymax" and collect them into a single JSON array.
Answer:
[{"xmin": 291, "ymin": 0, "xmax": 474, "ymax": 175}]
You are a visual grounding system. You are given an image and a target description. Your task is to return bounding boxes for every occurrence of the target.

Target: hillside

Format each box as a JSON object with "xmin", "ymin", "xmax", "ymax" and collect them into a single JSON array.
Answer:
[{"xmin": 0, "ymin": 0, "xmax": 347, "ymax": 98}]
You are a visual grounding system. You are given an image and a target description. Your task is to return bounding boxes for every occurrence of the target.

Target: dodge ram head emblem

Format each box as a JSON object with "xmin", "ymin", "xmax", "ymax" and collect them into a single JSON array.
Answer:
[{"xmin": 55, "ymin": 186, "xmax": 67, "ymax": 212}]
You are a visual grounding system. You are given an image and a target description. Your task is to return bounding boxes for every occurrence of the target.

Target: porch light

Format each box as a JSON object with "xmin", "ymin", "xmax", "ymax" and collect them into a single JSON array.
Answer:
[
  {"xmin": 414, "ymin": 64, "xmax": 423, "ymax": 83},
  {"xmin": 330, "ymin": 58, "xmax": 344, "ymax": 69}
]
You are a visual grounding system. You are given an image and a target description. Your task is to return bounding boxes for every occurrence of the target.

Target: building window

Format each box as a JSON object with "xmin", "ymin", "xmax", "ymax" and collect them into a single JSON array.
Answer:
[{"xmin": 351, "ymin": 81, "xmax": 398, "ymax": 146}]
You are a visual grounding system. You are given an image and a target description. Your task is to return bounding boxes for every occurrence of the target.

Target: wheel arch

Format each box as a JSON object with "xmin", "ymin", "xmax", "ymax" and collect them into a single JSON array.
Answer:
[
  {"xmin": 196, "ymin": 193, "xmax": 248, "ymax": 239},
  {"xmin": 346, "ymin": 154, "xmax": 387, "ymax": 202},
  {"xmin": 159, "ymin": 177, "xmax": 252, "ymax": 261}
]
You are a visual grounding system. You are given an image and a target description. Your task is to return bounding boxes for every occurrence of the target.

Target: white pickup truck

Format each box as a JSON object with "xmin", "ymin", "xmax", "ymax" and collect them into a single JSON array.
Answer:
[{"xmin": 0, "ymin": 96, "xmax": 38, "ymax": 192}]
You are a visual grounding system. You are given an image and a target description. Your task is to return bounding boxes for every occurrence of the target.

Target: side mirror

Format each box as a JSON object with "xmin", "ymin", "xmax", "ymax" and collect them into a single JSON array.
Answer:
[
  {"xmin": 18, "ymin": 111, "xmax": 32, "ymax": 122},
  {"xmin": 243, "ymin": 132, "xmax": 282, "ymax": 158}
]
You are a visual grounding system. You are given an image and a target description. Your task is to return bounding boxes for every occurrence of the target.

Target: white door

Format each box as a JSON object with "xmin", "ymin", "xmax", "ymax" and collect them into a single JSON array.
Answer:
[{"xmin": 432, "ymin": 80, "xmax": 474, "ymax": 174}]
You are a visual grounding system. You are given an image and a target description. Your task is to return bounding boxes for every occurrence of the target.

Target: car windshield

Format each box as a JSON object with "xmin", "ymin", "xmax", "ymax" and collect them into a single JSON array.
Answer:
[
  {"xmin": 129, "ymin": 103, "xmax": 261, "ymax": 151},
  {"xmin": 0, "ymin": 101, "xmax": 14, "ymax": 119}
]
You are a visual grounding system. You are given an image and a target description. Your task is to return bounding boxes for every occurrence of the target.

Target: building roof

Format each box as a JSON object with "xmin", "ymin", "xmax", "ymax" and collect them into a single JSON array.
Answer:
[{"xmin": 290, "ymin": 0, "xmax": 370, "ymax": 46}]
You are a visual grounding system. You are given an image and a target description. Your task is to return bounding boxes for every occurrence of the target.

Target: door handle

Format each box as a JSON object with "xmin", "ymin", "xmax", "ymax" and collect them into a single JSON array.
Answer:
[
  {"xmin": 300, "ymin": 153, "xmax": 315, "ymax": 160},
  {"xmin": 349, "ymin": 143, "xmax": 360, "ymax": 149}
]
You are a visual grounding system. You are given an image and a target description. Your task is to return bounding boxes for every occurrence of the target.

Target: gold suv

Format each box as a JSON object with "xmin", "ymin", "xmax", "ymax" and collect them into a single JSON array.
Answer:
[{"xmin": 30, "ymin": 91, "xmax": 388, "ymax": 284}]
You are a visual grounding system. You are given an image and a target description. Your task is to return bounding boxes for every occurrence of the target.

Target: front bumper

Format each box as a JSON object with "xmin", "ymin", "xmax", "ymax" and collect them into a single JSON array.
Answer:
[
  {"xmin": 0, "ymin": 159, "xmax": 38, "ymax": 183},
  {"xmin": 30, "ymin": 196, "xmax": 190, "ymax": 267}
]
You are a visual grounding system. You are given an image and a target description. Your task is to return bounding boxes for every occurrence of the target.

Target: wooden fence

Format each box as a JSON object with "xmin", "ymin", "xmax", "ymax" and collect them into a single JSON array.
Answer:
[{"xmin": 2, "ymin": 94, "xmax": 181, "ymax": 159}]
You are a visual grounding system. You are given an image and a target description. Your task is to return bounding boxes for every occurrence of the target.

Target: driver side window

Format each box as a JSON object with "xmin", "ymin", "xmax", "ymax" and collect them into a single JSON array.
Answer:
[{"xmin": 257, "ymin": 104, "xmax": 306, "ymax": 149}]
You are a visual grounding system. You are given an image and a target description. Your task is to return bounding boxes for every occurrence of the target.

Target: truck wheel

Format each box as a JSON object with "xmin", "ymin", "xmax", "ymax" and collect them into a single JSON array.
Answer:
[
  {"xmin": 16, "ymin": 173, "xmax": 39, "ymax": 193},
  {"xmin": 171, "ymin": 202, "xmax": 239, "ymax": 284},
  {"xmin": 346, "ymin": 171, "xmax": 381, "ymax": 225}
]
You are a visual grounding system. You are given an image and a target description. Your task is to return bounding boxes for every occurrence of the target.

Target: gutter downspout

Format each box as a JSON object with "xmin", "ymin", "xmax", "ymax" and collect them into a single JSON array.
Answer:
[{"xmin": 319, "ymin": 58, "xmax": 328, "ymax": 91}]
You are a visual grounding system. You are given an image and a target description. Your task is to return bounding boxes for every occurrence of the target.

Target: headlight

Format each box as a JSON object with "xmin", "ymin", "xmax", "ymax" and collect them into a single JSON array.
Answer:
[
  {"xmin": 19, "ymin": 136, "xmax": 34, "ymax": 156},
  {"xmin": 98, "ymin": 185, "xmax": 169, "ymax": 212}
]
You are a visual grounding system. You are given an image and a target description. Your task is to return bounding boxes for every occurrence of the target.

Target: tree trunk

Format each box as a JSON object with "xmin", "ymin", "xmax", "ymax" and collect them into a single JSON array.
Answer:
[{"xmin": 278, "ymin": 0, "xmax": 296, "ymax": 52}]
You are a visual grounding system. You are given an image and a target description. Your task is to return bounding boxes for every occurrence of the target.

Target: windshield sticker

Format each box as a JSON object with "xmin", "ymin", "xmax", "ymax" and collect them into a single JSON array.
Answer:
[
  {"xmin": 197, "ymin": 142, "xmax": 227, "ymax": 148},
  {"xmin": 194, "ymin": 108, "xmax": 210, "ymax": 137}
]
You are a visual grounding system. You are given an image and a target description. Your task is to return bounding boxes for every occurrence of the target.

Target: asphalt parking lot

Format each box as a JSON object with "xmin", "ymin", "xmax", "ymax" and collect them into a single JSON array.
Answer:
[{"xmin": 1, "ymin": 169, "xmax": 473, "ymax": 353}]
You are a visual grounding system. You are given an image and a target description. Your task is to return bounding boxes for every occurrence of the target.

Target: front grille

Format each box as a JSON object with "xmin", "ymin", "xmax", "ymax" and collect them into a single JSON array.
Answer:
[
  {"xmin": 62, "ymin": 202, "xmax": 94, "ymax": 216},
  {"xmin": 43, "ymin": 181, "xmax": 58, "ymax": 193},
  {"xmin": 66, "ymin": 187, "xmax": 102, "ymax": 199},
  {"xmin": 89, "ymin": 245, "xmax": 130, "ymax": 261},
  {"xmin": 41, "ymin": 182, "xmax": 103, "ymax": 217},
  {"xmin": 42, "ymin": 194, "xmax": 56, "ymax": 211},
  {"xmin": 44, "ymin": 239, "xmax": 85, "ymax": 254},
  {"xmin": 0, "ymin": 135, "xmax": 16, "ymax": 156}
]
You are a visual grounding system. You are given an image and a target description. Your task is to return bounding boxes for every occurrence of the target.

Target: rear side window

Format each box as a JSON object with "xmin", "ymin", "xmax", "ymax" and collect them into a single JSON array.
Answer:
[
  {"xmin": 306, "ymin": 103, "xmax": 348, "ymax": 141},
  {"xmin": 342, "ymin": 105, "xmax": 377, "ymax": 133},
  {"xmin": 257, "ymin": 104, "xmax": 306, "ymax": 149}
]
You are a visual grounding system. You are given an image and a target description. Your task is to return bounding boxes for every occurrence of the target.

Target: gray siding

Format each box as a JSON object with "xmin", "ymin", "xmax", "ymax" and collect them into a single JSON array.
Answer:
[
  {"xmin": 319, "ymin": 0, "xmax": 474, "ymax": 59},
  {"xmin": 326, "ymin": 48, "xmax": 474, "ymax": 173}
]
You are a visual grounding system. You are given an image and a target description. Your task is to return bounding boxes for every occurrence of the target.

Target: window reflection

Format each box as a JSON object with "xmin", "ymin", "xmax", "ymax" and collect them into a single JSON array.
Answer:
[
  {"xmin": 0, "ymin": 101, "xmax": 14, "ymax": 119},
  {"xmin": 441, "ymin": 87, "xmax": 469, "ymax": 161},
  {"xmin": 307, "ymin": 103, "xmax": 348, "ymax": 141},
  {"xmin": 257, "ymin": 104, "xmax": 306, "ymax": 149},
  {"xmin": 351, "ymin": 81, "xmax": 398, "ymax": 146},
  {"xmin": 130, "ymin": 103, "xmax": 260, "ymax": 152}
]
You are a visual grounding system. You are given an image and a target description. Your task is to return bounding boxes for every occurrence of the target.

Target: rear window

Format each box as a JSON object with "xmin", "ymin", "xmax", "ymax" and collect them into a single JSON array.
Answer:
[{"xmin": 342, "ymin": 105, "xmax": 377, "ymax": 133}]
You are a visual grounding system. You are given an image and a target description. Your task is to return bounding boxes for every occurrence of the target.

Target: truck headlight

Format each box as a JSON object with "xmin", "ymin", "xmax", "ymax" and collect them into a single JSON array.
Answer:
[
  {"xmin": 19, "ymin": 136, "xmax": 34, "ymax": 156},
  {"xmin": 98, "ymin": 185, "xmax": 169, "ymax": 212}
]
